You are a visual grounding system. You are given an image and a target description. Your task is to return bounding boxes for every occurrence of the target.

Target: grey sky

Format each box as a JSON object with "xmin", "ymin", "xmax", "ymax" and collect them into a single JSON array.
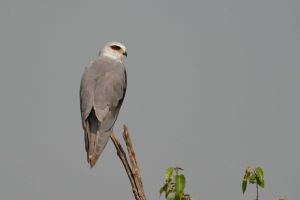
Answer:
[{"xmin": 0, "ymin": 0, "xmax": 299, "ymax": 199}]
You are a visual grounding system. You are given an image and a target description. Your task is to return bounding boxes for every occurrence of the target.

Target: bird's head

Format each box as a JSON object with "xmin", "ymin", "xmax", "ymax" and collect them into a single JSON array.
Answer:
[{"xmin": 99, "ymin": 41, "xmax": 127, "ymax": 62}]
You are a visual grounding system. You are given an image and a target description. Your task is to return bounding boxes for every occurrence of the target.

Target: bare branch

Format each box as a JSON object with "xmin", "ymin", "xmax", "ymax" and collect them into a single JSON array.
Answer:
[
  {"xmin": 123, "ymin": 125, "xmax": 146, "ymax": 199},
  {"xmin": 110, "ymin": 126, "xmax": 147, "ymax": 200}
]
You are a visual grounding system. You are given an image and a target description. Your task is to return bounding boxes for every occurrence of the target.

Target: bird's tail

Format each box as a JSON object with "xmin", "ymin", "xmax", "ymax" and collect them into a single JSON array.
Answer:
[
  {"xmin": 87, "ymin": 130, "xmax": 111, "ymax": 167},
  {"xmin": 85, "ymin": 109, "xmax": 111, "ymax": 168}
]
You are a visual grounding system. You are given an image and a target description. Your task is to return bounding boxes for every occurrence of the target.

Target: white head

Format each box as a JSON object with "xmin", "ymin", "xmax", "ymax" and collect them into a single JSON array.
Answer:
[{"xmin": 99, "ymin": 41, "xmax": 127, "ymax": 62}]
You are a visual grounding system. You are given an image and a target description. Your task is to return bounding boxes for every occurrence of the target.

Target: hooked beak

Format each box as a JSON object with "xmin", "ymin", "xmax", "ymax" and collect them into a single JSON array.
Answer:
[{"xmin": 122, "ymin": 50, "xmax": 127, "ymax": 57}]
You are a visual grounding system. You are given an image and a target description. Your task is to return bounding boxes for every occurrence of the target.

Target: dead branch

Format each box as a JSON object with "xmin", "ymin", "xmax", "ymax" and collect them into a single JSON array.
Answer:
[{"xmin": 110, "ymin": 125, "xmax": 147, "ymax": 200}]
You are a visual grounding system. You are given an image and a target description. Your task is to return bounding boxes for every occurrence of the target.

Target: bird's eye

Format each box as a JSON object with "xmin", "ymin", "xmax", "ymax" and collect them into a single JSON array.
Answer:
[{"xmin": 110, "ymin": 45, "xmax": 121, "ymax": 51}]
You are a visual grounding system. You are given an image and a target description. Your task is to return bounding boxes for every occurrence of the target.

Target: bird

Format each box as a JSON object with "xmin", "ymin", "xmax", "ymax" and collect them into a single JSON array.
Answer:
[{"xmin": 80, "ymin": 41, "xmax": 127, "ymax": 167}]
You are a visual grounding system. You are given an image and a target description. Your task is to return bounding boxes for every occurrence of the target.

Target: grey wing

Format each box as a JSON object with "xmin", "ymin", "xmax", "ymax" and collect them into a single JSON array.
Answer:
[
  {"xmin": 80, "ymin": 61, "xmax": 97, "ymax": 163},
  {"xmin": 80, "ymin": 59, "xmax": 127, "ymax": 167},
  {"xmin": 80, "ymin": 61, "xmax": 95, "ymax": 123},
  {"xmin": 93, "ymin": 63, "xmax": 127, "ymax": 132}
]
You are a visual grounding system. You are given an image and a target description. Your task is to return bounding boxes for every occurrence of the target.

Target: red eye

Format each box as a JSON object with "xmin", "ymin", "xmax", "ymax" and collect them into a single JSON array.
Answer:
[{"xmin": 110, "ymin": 45, "xmax": 121, "ymax": 51}]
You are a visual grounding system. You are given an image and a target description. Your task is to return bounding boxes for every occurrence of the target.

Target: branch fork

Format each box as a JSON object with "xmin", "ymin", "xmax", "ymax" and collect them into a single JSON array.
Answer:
[{"xmin": 110, "ymin": 125, "xmax": 147, "ymax": 200}]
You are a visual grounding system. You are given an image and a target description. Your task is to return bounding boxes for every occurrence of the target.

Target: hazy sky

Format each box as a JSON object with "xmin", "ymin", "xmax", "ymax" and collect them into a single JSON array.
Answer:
[{"xmin": 1, "ymin": 0, "xmax": 299, "ymax": 200}]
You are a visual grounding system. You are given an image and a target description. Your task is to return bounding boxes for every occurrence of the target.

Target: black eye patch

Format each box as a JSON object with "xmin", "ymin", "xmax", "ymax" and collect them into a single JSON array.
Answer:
[{"xmin": 110, "ymin": 45, "xmax": 121, "ymax": 51}]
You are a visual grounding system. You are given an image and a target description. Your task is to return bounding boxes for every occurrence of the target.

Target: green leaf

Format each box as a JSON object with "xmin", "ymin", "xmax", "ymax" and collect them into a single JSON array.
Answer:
[
  {"xmin": 159, "ymin": 183, "xmax": 167, "ymax": 196},
  {"xmin": 242, "ymin": 180, "xmax": 247, "ymax": 194},
  {"xmin": 260, "ymin": 179, "xmax": 265, "ymax": 188},
  {"xmin": 159, "ymin": 187, "xmax": 164, "ymax": 195},
  {"xmin": 243, "ymin": 166, "xmax": 251, "ymax": 180},
  {"xmin": 175, "ymin": 174, "xmax": 186, "ymax": 194},
  {"xmin": 249, "ymin": 175, "xmax": 256, "ymax": 184},
  {"xmin": 174, "ymin": 193, "xmax": 181, "ymax": 200},
  {"xmin": 165, "ymin": 167, "xmax": 175, "ymax": 182},
  {"xmin": 256, "ymin": 177, "xmax": 265, "ymax": 188},
  {"xmin": 255, "ymin": 167, "xmax": 264, "ymax": 186},
  {"xmin": 255, "ymin": 167, "xmax": 264, "ymax": 177}
]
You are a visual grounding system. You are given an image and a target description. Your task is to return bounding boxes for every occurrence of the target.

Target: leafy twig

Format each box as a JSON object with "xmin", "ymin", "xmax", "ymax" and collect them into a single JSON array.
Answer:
[
  {"xmin": 242, "ymin": 165, "xmax": 265, "ymax": 200},
  {"xmin": 160, "ymin": 166, "xmax": 192, "ymax": 200}
]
